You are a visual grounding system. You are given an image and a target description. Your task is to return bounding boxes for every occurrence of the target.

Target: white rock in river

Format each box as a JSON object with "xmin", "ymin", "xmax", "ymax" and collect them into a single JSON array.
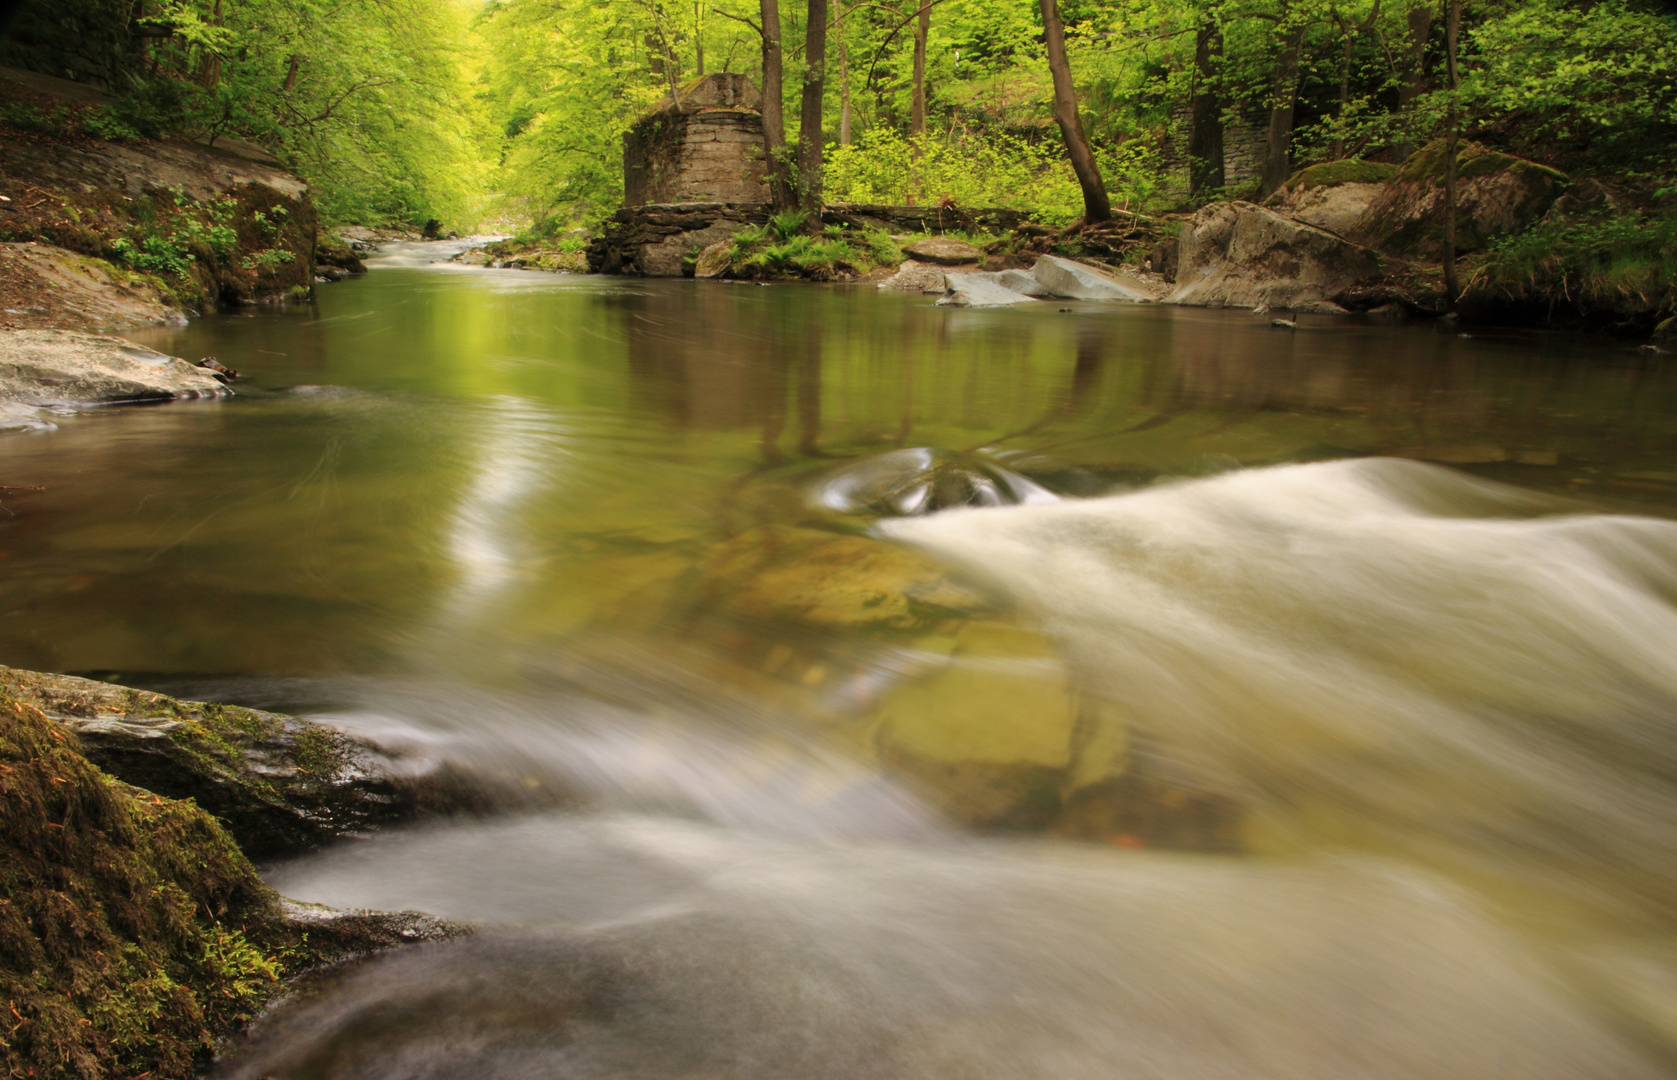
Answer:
[
  {"xmin": 1031, "ymin": 254, "xmax": 1158, "ymax": 302},
  {"xmin": 0, "ymin": 329, "xmax": 228, "ymax": 406},
  {"xmin": 995, "ymin": 268, "xmax": 1052, "ymax": 297},
  {"xmin": 937, "ymin": 272, "xmax": 1037, "ymax": 308}
]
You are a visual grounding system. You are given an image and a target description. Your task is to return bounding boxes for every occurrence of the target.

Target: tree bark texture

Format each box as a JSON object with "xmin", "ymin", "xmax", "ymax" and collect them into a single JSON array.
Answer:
[
  {"xmin": 1188, "ymin": 21, "xmax": 1224, "ymax": 197},
  {"xmin": 759, "ymin": 0, "xmax": 793, "ymax": 208},
  {"xmin": 796, "ymin": 0, "xmax": 828, "ymax": 220},
  {"xmin": 1441, "ymin": 0, "xmax": 1460, "ymax": 304},
  {"xmin": 1258, "ymin": 22, "xmax": 1306, "ymax": 198},
  {"xmin": 835, "ymin": 0, "xmax": 853, "ymax": 145},
  {"xmin": 910, "ymin": 0, "xmax": 929, "ymax": 136},
  {"xmin": 1391, "ymin": 3, "xmax": 1432, "ymax": 161},
  {"xmin": 1038, "ymin": 0, "xmax": 1111, "ymax": 222}
]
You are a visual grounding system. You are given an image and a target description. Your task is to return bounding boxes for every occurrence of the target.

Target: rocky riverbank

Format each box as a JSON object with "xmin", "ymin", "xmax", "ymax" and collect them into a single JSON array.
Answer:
[{"xmin": 0, "ymin": 669, "xmax": 469, "ymax": 1079}]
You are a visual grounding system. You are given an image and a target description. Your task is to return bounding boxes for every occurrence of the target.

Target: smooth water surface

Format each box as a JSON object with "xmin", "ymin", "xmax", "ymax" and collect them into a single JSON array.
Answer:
[{"xmin": 6, "ymin": 247, "xmax": 1677, "ymax": 1077}]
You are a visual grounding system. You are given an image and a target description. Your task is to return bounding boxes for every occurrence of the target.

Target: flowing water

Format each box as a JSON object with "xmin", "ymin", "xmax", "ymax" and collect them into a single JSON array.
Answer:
[{"xmin": 6, "ymin": 242, "xmax": 1677, "ymax": 1077}]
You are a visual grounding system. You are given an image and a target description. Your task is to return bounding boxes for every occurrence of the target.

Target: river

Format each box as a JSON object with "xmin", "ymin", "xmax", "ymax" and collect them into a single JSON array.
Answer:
[{"xmin": 4, "ymin": 243, "xmax": 1677, "ymax": 1077}]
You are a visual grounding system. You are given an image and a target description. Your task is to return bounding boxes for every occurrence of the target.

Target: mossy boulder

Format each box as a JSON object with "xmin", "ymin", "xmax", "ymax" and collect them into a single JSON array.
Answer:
[
  {"xmin": 1266, "ymin": 160, "xmax": 1398, "ymax": 237},
  {"xmin": 0, "ymin": 679, "xmax": 463, "ymax": 1079},
  {"xmin": 0, "ymin": 667, "xmax": 471, "ymax": 859},
  {"xmin": 1354, "ymin": 140, "xmax": 1568, "ymax": 258},
  {"xmin": 699, "ymin": 526, "xmax": 988, "ymax": 632}
]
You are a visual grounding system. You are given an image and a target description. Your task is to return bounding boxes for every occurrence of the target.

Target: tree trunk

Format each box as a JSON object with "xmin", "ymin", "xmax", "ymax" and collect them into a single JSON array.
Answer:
[
  {"xmin": 910, "ymin": 0, "xmax": 929, "ymax": 136},
  {"xmin": 1391, "ymin": 3, "xmax": 1431, "ymax": 161},
  {"xmin": 1441, "ymin": 0, "xmax": 1460, "ymax": 304},
  {"xmin": 695, "ymin": 2, "xmax": 706, "ymax": 75},
  {"xmin": 1258, "ymin": 22, "xmax": 1306, "ymax": 198},
  {"xmin": 760, "ymin": 0, "xmax": 793, "ymax": 208},
  {"xmin": 1038, "ymin": 0, "xmax": 1111, "ymax": 222},
  {"xmin": 835, "ymin": 0, "xmax": 852, "ymax": 145},
  {"xmin": 1188, "ymin": 21, "xmax": 1224, "ymax": 197},
  {"xmin": 795, "ymin": 0, "xmax": 828, "ymax": 220}
]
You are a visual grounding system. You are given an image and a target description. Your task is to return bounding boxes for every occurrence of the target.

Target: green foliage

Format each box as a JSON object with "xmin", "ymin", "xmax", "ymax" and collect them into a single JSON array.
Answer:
[
  {"xmin": 242, "ymin": 247, "xmax": 299, "ymax": 272},
  {"xmin": 769, "ymin": 209, "xmax": 810, "ymax": 240},
  {"xmin": 113, "ymin": 235, "xmax": 192, "ymax": 277},
  {"xmin": 1470, "ymin": 208, "xmax": 1677, "ymax": 321}
]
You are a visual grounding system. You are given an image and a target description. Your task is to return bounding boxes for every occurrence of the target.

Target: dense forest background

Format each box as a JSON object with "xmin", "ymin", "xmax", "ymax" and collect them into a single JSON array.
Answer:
[{"xmin": 1, "ymin": 0, "xmax": 1674, "ymax": 323}]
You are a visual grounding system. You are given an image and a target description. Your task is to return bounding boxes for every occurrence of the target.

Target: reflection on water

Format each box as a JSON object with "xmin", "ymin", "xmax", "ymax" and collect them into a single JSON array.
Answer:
[{"xmin": 6, "ymin": 264, "xmax": 1677, "ymax": 1075}]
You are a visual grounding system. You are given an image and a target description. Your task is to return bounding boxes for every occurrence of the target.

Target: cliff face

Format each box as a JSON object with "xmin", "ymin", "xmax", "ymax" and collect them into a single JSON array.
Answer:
[{"xmin": 0, "ymin": 66, "xmax": 317, "ymax": 328}]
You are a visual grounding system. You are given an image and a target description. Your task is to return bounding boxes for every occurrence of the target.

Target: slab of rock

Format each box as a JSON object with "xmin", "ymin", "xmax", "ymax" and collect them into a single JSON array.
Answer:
[
  {"xmin": 1031, "ymin": 255, "xmax": 1158, "ymax": 302},
  {"xmin": 0, "ymin": 242, "xmax": 187, "ymax": 331},
  {"xmin": 937, "ymin": 271, "xmax": 1037, "ymax": 307},
  {"xmin": 1163, "ymin": 202, "xmax": 1380, "ymax": 312},
  {"xmin": 0, "ymin": 329, "xmax": 228, "ymax": 406},
  {"xmin": 878, "ymin": 259, "xmax": 947, "ymax": 293},
  {"xmin": 1652, "ymin": 317, "xmax": 1676, "ymax": 347},
  {"xmin": 693, "ymin": 239, "xmax": 734, "ymax": 278},
  {"xmin": 0, "ymin": 667, "xmax": 482, "ymax": 858},
  {"xmin": 902, "ymin": 237, "xmax": 983, "ymax": 265},
  {"xmin": 995, "ymin": 268, "xmax": 1052, "ymax": 297}
]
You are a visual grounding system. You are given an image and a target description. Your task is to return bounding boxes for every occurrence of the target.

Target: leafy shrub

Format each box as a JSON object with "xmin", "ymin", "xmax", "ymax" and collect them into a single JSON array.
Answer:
[
  {"xmin": 81, "ymin": 106, "xmax": 145, "ymax": 142},
  {"xmin": 0, "ymin": 103, "xmax": 72, "ymax": 136},
  {"xmin": 242, "ymin": 247, "xmax": 298, "ymax": 272},
  {"xmin": 1469, "ymin": 209, "xmax": 1677, "ymax": 319},
  {"xmin": 113, "ymin": 235, "xmax": 192, "ymax": 277}
]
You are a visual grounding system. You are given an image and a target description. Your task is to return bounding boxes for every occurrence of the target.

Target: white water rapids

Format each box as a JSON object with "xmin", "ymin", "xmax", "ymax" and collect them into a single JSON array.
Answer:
[{"xmin": 219, "ymin": 459, "xmax": 1677, "ymax": 1079}]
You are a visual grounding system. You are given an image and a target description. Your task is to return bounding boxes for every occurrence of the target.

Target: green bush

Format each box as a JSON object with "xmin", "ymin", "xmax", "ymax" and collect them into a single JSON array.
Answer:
[
  {"xmin": 1470, "ymin": 209, "xmax": 1677, "ymax": 320},
  {"xmin": 113, "ymin": 235, "xmax": 192, "ymax": 277}
]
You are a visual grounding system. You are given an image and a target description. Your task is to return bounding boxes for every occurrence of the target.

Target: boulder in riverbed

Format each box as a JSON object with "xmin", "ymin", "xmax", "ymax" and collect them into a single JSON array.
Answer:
[
  {"xmin": 1031, "ymin": 255, "xmax": 1160, "ymax": 302},
  {"xmin": 937, "ymin": 271, "xmax": 1036, "ymax": 307},
  {"xmin": 996, "ymin": 268, "xmax": 1052, "ymax": 297},
  {"xmin": 902, "ymin": 237, "xmax": 983, "ymax": 265},
  {"xmin": 1264, "ymin": 160, "xmax": 1396, "ymax": 237},
  {"xmin": 1163, "ymin": 201, "xmax": 1381, "ymax": 312},
  {"xmin": 1355, "ymin": 140, "xmax": 1566, "ymax": 258},
  {"xmin": 0, "ymin": 329, "xmax": 228, "ymax": 407}
]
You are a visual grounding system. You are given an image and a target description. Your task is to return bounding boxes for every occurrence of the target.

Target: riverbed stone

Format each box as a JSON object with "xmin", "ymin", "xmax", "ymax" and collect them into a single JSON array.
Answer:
[
  {"xmin": 937, "ymin": 272, "xmax": 1037, "ymax": 307},
  {"xmin": 0, "ymin": 667, "xmax": 477, "ymax": 858},
  {"xmin": 1354, "ymin": 140, "xmax": 1566, "ymax": 258},
  {"xmin": 863, "ymin": 622, "xmax": 1129, "ymax": 829},
  {"xmin": 877, "ymin": 259, "xmax": 947, "ymax": 293},
  {"xmin": 700, "ymin": 526, "xmax": 987, "ymax": 631},
  {"xmin": 693, "ymin": 239, "xmax": 734, "ymax": 278},
  {"xmin": 0, "ymin": 329, "xmax": 227, "ymax": 406},
  {"xmin": 1652, "ymin": 317, "xmax": 1677, "ymax": 347},
  {"xmin": 902, "ymin": 237, "xmax": 983, "ymax": 265}
]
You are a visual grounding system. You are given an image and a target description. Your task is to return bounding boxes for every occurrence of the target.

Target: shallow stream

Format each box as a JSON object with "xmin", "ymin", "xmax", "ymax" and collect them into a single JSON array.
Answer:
[{"xmin": 6, "ymin": 243, "xmax": 1677, "ymax": 1077}]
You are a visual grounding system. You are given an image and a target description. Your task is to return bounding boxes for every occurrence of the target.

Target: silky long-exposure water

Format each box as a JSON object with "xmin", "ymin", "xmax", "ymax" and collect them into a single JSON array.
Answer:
[{"xmin": 5, "ymin": 244, "xmax": 1677, "ymax": 1077}]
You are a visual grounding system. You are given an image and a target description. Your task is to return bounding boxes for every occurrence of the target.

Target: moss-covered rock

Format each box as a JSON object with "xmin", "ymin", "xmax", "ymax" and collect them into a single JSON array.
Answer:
[
  {"xmin": 1282, "ymin": 160, "xmax": 1399, "ymax": 190},
  {"xmin": 1355, "ymin": 140, "xmax": 1568, "ymax": 258},
  {"xmin": 0, "ymin": 667, "xmax": 466, "ymax": 859},
  {"xmin": 0, "ymin": 679, "xmax": 465, "ymax": 1079}
]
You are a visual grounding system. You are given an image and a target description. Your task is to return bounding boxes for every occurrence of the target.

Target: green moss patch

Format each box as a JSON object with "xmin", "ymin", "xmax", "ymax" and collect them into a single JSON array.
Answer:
[{"xmin": 1284, "ymin": 160, "xmax": 1398, "ymax": 190}]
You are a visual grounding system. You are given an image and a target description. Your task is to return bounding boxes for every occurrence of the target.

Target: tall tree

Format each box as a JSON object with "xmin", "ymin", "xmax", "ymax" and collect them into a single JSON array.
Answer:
[
  {"xmin": 1188, "ymin": 17, "xmax": 1225, "ymax": 197},
  {"xmin": 795, "ymin": 0, "xmax": 828, "ymax": 218},
  {"xmin": 909, "ymin": 0, "xmax": 930, "ymax": 136},
  {"xmin": 1390, "ymin": 1, "xmax": 1432, "ymax": 161},
  {"xmin": 1258, "ymin": 11, "xmax": 1309, "ymax": 198},
  {"xmin": 759, "ymin": 0, "xmax": 794, "ymax": 208},
  {"xmin": 1329, "ymin": 0, "xmax": 1380, "ymax": 159},
  {"xmin": 1038, "ymin": 0, "xmax": 1111, "ymax": 222},
  {"xmin": 834, "ymin": 0, "xmax": 853, "ymax": 144},
  {"xmin": 1441, "ymin": 0, "xmax": 1461, "ymax": 303}
]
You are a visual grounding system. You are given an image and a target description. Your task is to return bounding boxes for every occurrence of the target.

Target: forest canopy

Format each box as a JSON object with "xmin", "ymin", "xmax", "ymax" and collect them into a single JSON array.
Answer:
[{"xmin": 7, "ymin": 0, "xmax": 1675, "ymax": 232}]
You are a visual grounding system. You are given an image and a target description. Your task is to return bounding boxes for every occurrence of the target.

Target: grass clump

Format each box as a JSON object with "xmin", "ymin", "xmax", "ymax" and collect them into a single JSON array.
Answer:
[
  {"xmin": 714, "ymin": 216, "xmax": 904, "ymax": 281},
  {"xmin": 1466, "ymin": 208, "xmax": 1677, "ymax": 326}
]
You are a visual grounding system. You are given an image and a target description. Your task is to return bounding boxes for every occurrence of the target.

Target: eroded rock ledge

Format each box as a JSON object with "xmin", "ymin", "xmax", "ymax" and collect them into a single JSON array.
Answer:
[{"xmin": 0, "ymin": 672, "xmax": 467, "ymax": 1080}]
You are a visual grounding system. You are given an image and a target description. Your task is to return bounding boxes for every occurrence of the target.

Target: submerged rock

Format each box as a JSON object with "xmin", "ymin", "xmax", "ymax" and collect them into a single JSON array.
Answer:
[
  {"xmin": 808, "ymin": 447, "xmax": 1057, "ymax": 517},
  {"xmin": 0, "ymin": 667, "xmax": 472, "ymax": 858},
  {"xmin": 0, "ymin": 329, "xmax": 227, "ymax": 406},
  {"xmin": 700, "ymin": 526, "xmax": 987, "ymax": 632},
  {"xmin": 0, "ymin": 676, "xmax": 465, "ymax": 1080}
]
